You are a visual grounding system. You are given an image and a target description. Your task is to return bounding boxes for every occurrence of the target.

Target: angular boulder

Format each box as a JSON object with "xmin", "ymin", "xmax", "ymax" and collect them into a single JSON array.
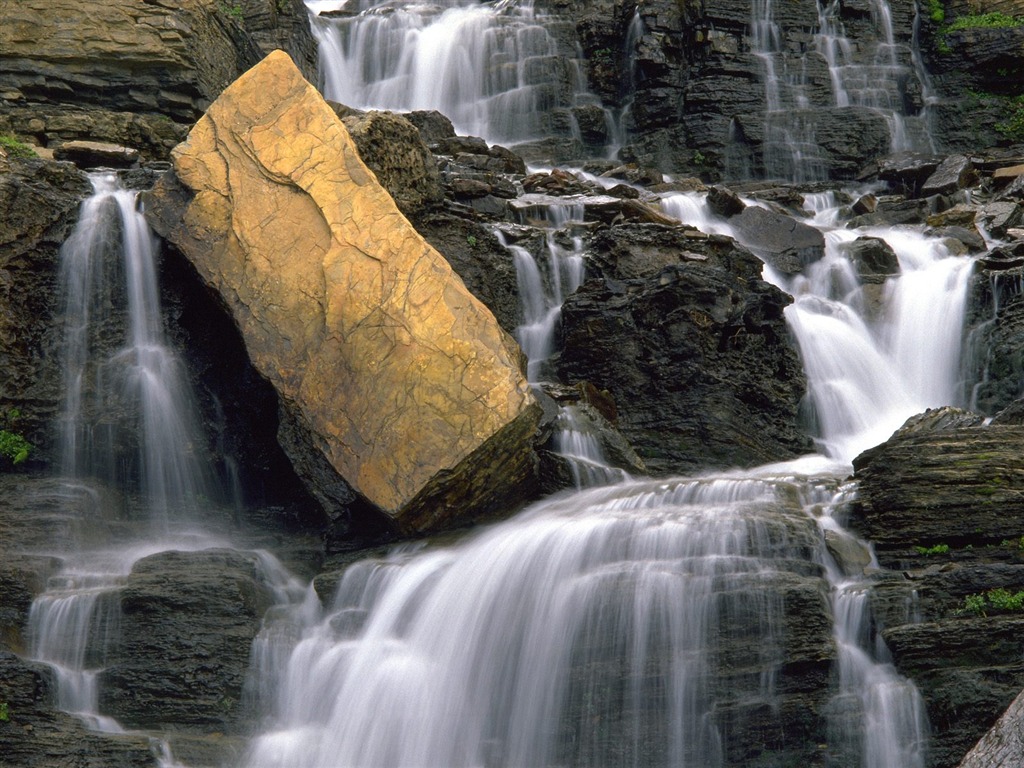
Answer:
[
  {"xmin": 850, "ymin": 407, "xmax": 1024, "ymax": 559},
  {"xmin": 146, "ymin": 51, "xmax": 540, "ymax": 535}
]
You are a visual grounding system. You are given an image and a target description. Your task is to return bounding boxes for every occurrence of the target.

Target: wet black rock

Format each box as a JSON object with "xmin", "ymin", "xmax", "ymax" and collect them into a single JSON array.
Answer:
[
  {"xmin": 841, "ymin": 236, "xmax": 900, "ymax": 282},
  {"xmin": 558, "ymin": 227, "xmax": 812, "ymax": 474},
  {"xmin": 100, "ymin": 549, "xmax": 273, "ymax": 733},
  {"xmin": 0, "ymin": 158, "xmax": 90, "ymax": 463},
  {"xmin": 729, "ymin": 205, "xmax": 826, "ymax": 275}
]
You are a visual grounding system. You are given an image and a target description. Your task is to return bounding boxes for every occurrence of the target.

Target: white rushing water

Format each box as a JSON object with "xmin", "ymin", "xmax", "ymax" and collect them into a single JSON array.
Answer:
[
  {"xmin": 238, "ymin": 180, "xmax": 959, "ymax": 765},
  {"xmin": 307, "ymin": 0, "xmax": 604, "ymax": 147},
  {"xmin": 58, "ymin": 173, "xmax": 212, "ymax": 525},
  {"xmin": 748, "ymin": 0, "xmax": 934, "ymax": 180},
  {"xmin": 26, "ymin": 174, "xmax": 299, "ymax": 765}
]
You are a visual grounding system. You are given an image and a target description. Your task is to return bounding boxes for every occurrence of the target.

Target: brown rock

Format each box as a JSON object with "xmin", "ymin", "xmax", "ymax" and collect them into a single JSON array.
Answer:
[
  {"xmin": 341, "ymin": 110, "xmax": 445, "ymax": 218},
  {"xmin": 0, "ymin": 0, "xmax": 315, "ymax": 160},
  {"xmin": 146, "ymin": 51, "xmax": 540, "ymax": 534}
]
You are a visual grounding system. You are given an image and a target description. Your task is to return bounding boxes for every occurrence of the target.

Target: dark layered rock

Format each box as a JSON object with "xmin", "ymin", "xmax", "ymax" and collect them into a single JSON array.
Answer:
[
  {"xmin": 0, "ymin": 0, "xmax": 316, "ymax": 160},
  {"xmin": 0, "ymin": 158, "xmax": 90, "ymax": 461},
  {"xmin": 921, "ymin": 154, "xmax": 980, "ymax": 197},
  {"xmin": 558, "ymin": 227, "xmax": 812, "ymax": 474},
  {"xmin": 919, "ymin": 17, "xmax": 1024, "ymax": 155},
  {"xmin": 99, "ymin": 549, "xmax": 272, "ymax": 734},
  {"xmin": 340, "ymin": 109, "xmax": 445, "ymax": 219},
  {"xmin": 850, "ymin": 407, "xmax": 1024, "ymax": 558},
  {"xmin": 0, "ymin": 652, "xmax": 156, "ymax": 768},
  {"xmin": 848, "ymin": 406, "xmax": 1024, "ymax": 766},
  {"xmin": 729, "ymin": 205, "xmax": 827, "ymax": 275},
  {"xmin": 842, "ymin": 236, "xmax": 900, "ymax": 282}
]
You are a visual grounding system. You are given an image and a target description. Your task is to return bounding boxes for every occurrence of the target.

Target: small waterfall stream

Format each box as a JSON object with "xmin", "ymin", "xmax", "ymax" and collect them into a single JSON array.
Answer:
[
  {"xmin": 307, "ymin": 0, "xmax": 606, "ymax": 149},
  {"xmin": 748, "ymin": 0, "xmax": 934, "ymax": 180},
  {"xmin": 23, "ymin": 174, "xmax": 297, "ymax": 761}
]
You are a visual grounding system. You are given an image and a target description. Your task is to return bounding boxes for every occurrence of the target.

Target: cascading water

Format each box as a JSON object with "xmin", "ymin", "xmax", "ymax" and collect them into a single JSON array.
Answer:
[
  {"xmin": 27, "ymin": 173, "xmax": 221, "ymax": 737},
  {"xmin": 237, "ymin": 173, "xmax": 962, "ymax": 764},
  {"xmin": 24, "ymin": 174, "xmax": 294, "ymax": 760},
  {"xmin": 57, "ymin": 173, "xmax": 212, "ymax": 524},
  {"xmin": 501, "ymin": 197, "xmax": 631, "ymax": 487},
  {"xmin": 306, "ymin": 0, "xmax": 604, "ymax": 148},
  {"xmin": 747, "ymin": 0, "xmax": 934, "ymax": 180}
]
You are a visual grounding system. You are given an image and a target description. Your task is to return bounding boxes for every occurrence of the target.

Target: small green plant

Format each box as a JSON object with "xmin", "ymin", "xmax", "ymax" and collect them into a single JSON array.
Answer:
[
  {"xmin": 466, "ymin": 234, "xmax": 478, "ymax": 248},
  {"xmin": 693, "ymin": 150, "xmax": 706, "ymax": 166},
  {"xmin": 995, "ymin": 95, "xmax": 1024, "ymax": 142},
  {"xmin": 937, "ymin": 12, "xmax": 1024, "ymax": 53},
  {"xmin": 913, "ymin": 543, "xmax": 950, "ymax": 556},
  {"xmin": 945, "ymin": 12, "xmax": 1024, "ymax": 31},
  {"xmin": 0, "ymin": 409, "xmax": 32, "ymax": 466},
  {"xmin": 218, "ymin": 2, "xmax": 244, "ymax": 21},
  {"xmin": 957, "ymin": 588, "xmax": 1024, "ymax": 616},
  {"xmin": 927, "ymin": 0, "xmax": 945, "ymax": 24},
  {"xmin": 0, "ymin": 701, "xmax": 8, "ymax": 722},
  {"xmin": 0, "ymin": 133, "xmax": 37, "ymax": 159}
]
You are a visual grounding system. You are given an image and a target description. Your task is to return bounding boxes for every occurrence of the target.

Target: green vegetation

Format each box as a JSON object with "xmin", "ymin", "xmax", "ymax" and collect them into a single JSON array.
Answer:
[
  {"xmin": 927, "ymin": 0, "xmax": 944, "ymax": 24},
  {"xmin": 957, "ymin": 588, "xmax": 1024, "ymax": 616},
  {"xmin": 466, "ymin": 234, "xmax": 478, "ymax": 248},
  {"xmin": 219, "ymin": 3, "xmax": 244, "ymax": 21},
  {"xmin": 0, "ymin": 409, "xmax": 33, "ymax": 466},
  {"xmin": 995, "ymin": 95, "xmax": 1024, "ymax": 142},
  {"xmin": 945, "ymin": 12, "xmax": 1024, "ymax": 32},
  {"xmin": 693, "ymin": 150, "xmax": 706, "ymax": 166},
  {"xmin": 913, "ymin": 543, "xmax": 950, "ymax": 556},
  {"xmin": 0, "ymin": 702, "xmax": 8, "ymax": 722},
  {"xmin": 936, "ymin": 12, "xmax": 1024, "ymax": 53},
  {"xmin": 0, "ymin": 133, "xmax": 37, "ymax": 160},
  {"xmin": 1001, "ymin": 536, "xmax": 1024, "ymax": 550}
]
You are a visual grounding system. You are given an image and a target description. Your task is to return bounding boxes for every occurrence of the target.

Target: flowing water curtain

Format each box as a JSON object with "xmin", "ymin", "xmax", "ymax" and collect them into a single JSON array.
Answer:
[
  {"xmin": 307, "ymin": 0, "xmax": 594, "ymax": 146},
  {"xmin": 57, "ymin": 173, "xmax": 213, "ymax": 524},
  {"xmin": 742, "ymin": 0, "xmax": 935, "ymax": 180},
  {"xmin": 242, "ymin": 473, "xmax": 935, "ymax": 768}
]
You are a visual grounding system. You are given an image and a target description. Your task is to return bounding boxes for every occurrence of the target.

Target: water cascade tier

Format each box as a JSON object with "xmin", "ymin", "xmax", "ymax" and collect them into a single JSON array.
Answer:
[
  {"xmin": 306, "ymin": 0, "xmax": 614, "ymax": 158},
  {"xmin": 244, "ymin": 469, "xmax": 922, "ymax": 768}
]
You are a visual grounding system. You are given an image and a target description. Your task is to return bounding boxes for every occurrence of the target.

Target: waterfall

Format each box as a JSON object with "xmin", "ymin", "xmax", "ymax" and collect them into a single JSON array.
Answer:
[
  {"xmin": 25, "ymin": 174, "xmax": 299, "ymax": 761},
  {"xmin": 238, "ymin": 178, "xmax": 960, "ymax": 764},
  {"xmin": 746, "ymin": 0, "xmax": 934, "ymax": 180},
  {"xmin": 58, "ymin": 173, "xmax": 212, "ymax": 525},
  {"xmin": 307, "ymin": 0, "xmax": 601, "ymax": 148}
]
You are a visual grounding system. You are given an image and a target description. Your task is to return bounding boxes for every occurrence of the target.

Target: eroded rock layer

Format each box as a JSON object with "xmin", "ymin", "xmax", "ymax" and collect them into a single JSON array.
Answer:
[{"xmin": 146, "ymin": 51, "xmax": 540, "ymax": 534}]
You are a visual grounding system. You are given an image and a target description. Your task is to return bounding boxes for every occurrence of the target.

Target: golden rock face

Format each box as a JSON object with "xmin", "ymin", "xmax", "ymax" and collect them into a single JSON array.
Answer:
[{"xmin": 163, "ymin": 50, "xmax": 538, "ymax": 530}]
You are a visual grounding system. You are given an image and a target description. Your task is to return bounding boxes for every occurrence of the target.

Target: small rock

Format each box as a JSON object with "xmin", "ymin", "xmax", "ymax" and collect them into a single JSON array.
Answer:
[
  {"xmin": 706, "ymin": 185, "xmax": 745, "ymax": 218},
  {"xmin": 53, "ymin": 140, "xmax": 139, "ymax": 169},
  {"xmin": 921, "ymin": 154, "xmax": 979, "ymax": 197}
]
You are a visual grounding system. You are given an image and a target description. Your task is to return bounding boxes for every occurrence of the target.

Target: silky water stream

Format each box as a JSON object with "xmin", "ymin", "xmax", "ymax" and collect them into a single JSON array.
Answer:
[
  {"xmin": 22, "ymin": 173, "xmax": 299, "ymax": 761},
  {"xmin": 239, "ymin": 182, "xmax": 959, "ymax": 766}
]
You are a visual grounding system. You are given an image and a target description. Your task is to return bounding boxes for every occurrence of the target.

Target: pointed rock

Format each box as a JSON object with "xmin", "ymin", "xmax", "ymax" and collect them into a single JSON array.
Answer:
[{"xmin": 146, "ymin": 51, "xmax": 540, "ymax": 535}]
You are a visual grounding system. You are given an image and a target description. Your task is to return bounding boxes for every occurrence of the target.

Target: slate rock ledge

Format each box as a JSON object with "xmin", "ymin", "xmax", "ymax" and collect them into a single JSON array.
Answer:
[{"xmin": 146, "ymin": 50, "xmax": 540, "ymax": 535}]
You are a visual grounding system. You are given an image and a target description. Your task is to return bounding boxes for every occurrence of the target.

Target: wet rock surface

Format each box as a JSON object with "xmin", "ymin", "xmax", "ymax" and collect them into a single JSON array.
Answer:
[
  {"xmin": 0, "ymin": 158, "xmax": 90, "ymax": 463},
  {"xmin": 100, "ymin": 549, "xmax": 272, "ymax": 732},
  {"xmin": 558, "ymin": 228, "xmax": 812, "ymax": 474},
  {"xmin": 849, "ymin": 407, "xmax": 1024, "ymax": 767}
]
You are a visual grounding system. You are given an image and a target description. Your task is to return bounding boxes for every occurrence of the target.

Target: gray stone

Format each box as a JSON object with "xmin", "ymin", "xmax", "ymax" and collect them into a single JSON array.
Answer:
[
  {"xmin": 921, "ymin": 154, "xmax": 979, "ymax": 197},
  {"xmin": 729, "ymin": 205, "xmax": 826, "ymax": 274}
]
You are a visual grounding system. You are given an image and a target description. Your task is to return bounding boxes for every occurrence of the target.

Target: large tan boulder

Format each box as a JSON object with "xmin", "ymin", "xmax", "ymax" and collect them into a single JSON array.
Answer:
[{"xmin": 146, "ymin": 51, "xmax": 540, "ymax": 535}]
